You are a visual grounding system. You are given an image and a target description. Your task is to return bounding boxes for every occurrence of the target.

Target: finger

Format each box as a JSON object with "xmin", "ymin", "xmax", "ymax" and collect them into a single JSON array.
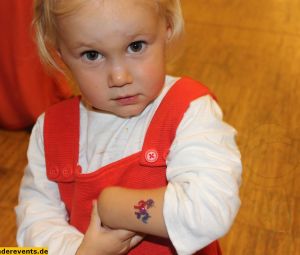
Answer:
[
  {"xmin": 129, "ymin": 234, "xmax": 145, "ymax": 248},
  {"xmin": 113, "ymin": 229, "xmax": 136, "ymax": 240},
  {"xmin": 101, "ymin": 224, "xmax": 112, "ymax": 231},
  {"xmin": 89, "ymin": 200, "xmax": 102, "ymax": 231}
]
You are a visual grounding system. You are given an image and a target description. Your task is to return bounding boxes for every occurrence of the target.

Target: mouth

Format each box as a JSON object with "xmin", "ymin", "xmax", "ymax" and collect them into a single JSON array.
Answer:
[{"xmin": 114, "ymin": 94, "xmax": 139, "ymax": 105}]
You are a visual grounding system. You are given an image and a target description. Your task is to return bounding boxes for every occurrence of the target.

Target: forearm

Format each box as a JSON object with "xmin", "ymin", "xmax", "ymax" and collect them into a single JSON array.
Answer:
[
  {"xmin": 97, "ymin": 186, "xmax": 169, "ymax": 238},
  {"xmin": 16, "ymin": 167, "xmax": 83, "ymax": 254}
]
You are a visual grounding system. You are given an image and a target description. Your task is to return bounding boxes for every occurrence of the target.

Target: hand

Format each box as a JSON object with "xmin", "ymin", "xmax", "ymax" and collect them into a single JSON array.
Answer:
[{"xmin": 76, "ymin": 201, "xmax": 144, "ymax": 255}]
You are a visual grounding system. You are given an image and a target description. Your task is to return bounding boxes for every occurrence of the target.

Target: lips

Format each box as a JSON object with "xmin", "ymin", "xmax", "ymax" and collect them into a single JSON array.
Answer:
[{"xmin": 114, "ymin": 94, "xmax": 139, "ymax": 105}]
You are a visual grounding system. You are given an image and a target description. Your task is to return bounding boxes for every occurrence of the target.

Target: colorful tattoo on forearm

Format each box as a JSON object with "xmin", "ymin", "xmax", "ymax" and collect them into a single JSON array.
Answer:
[{"xmin": 133, "ymin": 199, "xmax": 154, "ymax": 224}]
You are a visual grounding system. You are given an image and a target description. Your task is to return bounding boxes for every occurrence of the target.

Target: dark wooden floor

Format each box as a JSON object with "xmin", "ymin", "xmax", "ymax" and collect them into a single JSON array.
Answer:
[{"xmin": 1, "ymin": 1, "xmax": 300, "ymax": 254}]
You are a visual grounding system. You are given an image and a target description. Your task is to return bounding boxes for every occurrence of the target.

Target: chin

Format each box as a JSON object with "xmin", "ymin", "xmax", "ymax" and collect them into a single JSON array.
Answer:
[{"xmin": 116, "ymin": 106, "xmax": 145, "ymax": 119}]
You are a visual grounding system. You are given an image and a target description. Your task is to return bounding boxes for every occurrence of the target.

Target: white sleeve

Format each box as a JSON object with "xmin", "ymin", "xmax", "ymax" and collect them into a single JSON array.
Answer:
[
  {"xmin": 164, "ymin": 95, "xmax": 242, "ymax": 255},
  {"xmin": 15, "ymin": 115, "xmax": 83, "ymax": 255}
]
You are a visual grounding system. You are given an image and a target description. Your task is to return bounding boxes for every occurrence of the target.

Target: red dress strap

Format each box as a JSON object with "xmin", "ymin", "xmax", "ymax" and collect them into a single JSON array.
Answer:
[
  {"xmin": 44, "ymin": 96, "xmax": 81, "ymax": 182},
  {"xmin": 140, "ymin": 77, "xmax": 215, "ymax": 166}
]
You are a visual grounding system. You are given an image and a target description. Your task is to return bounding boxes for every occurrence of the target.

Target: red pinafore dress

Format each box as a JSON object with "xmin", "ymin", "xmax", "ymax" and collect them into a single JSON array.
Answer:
[{"xmin": 44, "ymin": 77, "xmax": 222, "ymax": 255}]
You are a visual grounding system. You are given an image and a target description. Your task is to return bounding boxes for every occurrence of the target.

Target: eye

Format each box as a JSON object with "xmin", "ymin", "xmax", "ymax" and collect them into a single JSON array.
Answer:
[
  {"xmin": 128, "ymin": 41, "xmax": 146, "ymax": 53},
  {"xmin": 81, "ymin": 50, "xmax": 103, "ymax": 62}
]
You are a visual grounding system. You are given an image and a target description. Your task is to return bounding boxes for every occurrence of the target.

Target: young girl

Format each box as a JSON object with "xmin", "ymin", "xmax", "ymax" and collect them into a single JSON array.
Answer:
[{"xmin": 15, "ymin": 0, "xmax": 242, "ymax": 254}]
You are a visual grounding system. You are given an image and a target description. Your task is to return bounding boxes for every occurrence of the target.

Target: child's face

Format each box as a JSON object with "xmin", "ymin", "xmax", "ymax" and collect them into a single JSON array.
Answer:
[{"xmin": 57, "ymin": 0, "xmax": 171, "ymax": 117}]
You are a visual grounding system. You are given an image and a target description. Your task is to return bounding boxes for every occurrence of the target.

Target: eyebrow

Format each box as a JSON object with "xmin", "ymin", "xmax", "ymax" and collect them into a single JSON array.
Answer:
[{"xmin": 71, "ymin": 31, "xmax": 153, "ymax": 50}]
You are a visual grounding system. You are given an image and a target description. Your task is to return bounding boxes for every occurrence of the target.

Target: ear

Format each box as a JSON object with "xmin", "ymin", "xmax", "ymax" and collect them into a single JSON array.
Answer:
[
  {"xmin": 55, "ymin": 48, "xmax": 62, "ymax": 58},
  {"xmin": 50, "ymin": 46, "xmax": 69, "ymax": 71},
  {"xmin": 53, "ymin": 39, "xmax": 63, "ymax": 58},
  {"xmin": 165, "ymin": 24, "xmax": 173, "ymax": 43},
  {"xmin": 54, "ymin": 47, "xmax": 66, "ymax": 65}
]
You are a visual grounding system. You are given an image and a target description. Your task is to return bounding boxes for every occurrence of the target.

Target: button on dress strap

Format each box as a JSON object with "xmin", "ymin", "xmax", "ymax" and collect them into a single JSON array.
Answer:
[
  {"xmin": 44, "ymin": 96, "xmax": 80, "ymax": 182},
  {"xmin": 140, "ymin": 77, "xmax": 215, "ymax": 167}
]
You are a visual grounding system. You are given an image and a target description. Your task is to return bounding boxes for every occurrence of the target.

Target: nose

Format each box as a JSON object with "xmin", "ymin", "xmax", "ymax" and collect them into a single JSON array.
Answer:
[{"xmin": 108, "ymin": 61, "xmax": 132, "ymax": 87}]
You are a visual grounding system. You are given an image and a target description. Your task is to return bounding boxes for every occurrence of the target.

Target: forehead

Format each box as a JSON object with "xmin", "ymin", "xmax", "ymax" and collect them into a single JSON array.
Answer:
[
  {"xmin": 56, "ymin": 0, "xmax": 159, "ymax": 18},
  {"xmin": 56, "ymin": 0, "xmax": 164, "ymax": 42}
]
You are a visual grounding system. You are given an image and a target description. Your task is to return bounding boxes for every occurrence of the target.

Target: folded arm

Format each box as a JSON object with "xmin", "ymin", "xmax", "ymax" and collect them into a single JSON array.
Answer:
[
  {"xmin": 97, "ymin": 96, "xmax": 242, "ymax": 255},
  {"xmin": 98, "ymin": 186, "xmax": 168, "ymax": 237}
]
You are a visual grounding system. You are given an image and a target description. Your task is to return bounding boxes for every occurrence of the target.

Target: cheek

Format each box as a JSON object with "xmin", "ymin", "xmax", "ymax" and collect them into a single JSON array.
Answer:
[
  {"xmin": 74, "ymin": 73, "xmax": 104, "ymax": 101},
  {"xmin": 136, "ymin": 53, "xmax": 166, "ymax": 79},
  {"xmin": 138, "ymin": 65, "xmax": 165, "ymax": 97},
  {"xmin": 78, "ymin": 80, "xmax": 101, "ymax": 97},
  {"xmin": 71, "ymin": 69, "xmax": 100, "ymax": 91},
  {"xmin": 135, "ymin": 53, "xmax": 166, "ymax": 95},
  {"xmin": 79, "ymin": 84, "xmax": 107, "ymax": 109}
]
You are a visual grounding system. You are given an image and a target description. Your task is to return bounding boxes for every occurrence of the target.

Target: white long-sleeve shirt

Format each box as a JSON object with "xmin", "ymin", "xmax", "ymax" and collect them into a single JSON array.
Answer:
[{"xmin": 15, "ymin": 76, "xmax": 242, "ymax": 255}]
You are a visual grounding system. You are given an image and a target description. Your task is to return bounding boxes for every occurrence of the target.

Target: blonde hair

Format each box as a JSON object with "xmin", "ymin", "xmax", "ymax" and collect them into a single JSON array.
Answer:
[{"xmin": 33, "ymin": 0, "xmax": 184, "ymax": 72}]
